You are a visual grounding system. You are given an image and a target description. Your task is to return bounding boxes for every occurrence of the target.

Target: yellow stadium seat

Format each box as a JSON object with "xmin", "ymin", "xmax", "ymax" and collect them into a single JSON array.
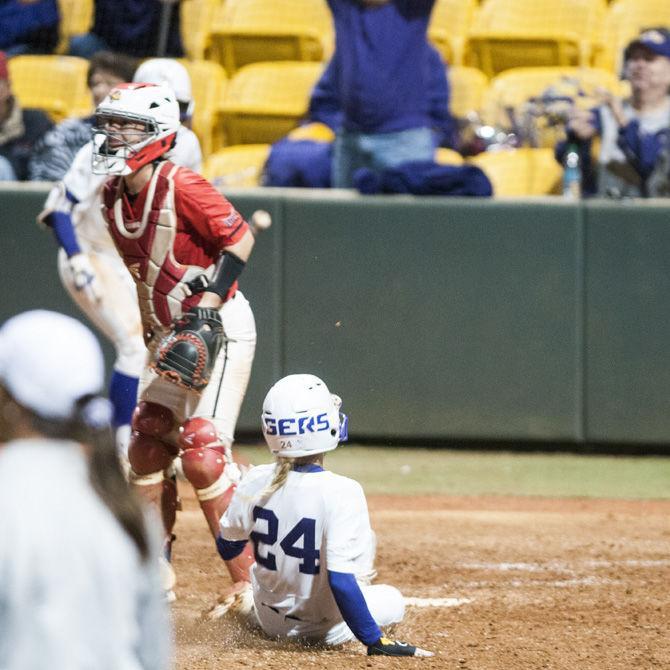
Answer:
[
  {"xmin": 597, "ymin": 1, "xmax": 670, "ymax": 72},
  {"xmin": 178, "ymin": 59, "xmax": 227, "ymax": 157},
  {"xmin": 203, "ymin": 144, "xmax": 271, "ymax": 188},
  {"xmin": 448, "ymin": 66, "xmax": 489, "ymax": 119},
  {"xmin": 466, "ymin": 0, "xmax": 607, "ymax": 78},
  {"xmin": 180, "ymin": 0, "xmax": 225, "ymax": 60},
  {"xmin": 57, "ymin": 0, "xmax": 93, "ymax": 52},
  {"xmin": 434, "ymin": 148, "xmax": 464, "ymax": 165},
  {"xmin": 210, "ymin": 0, "xmax": 333, "ymax": 73},
  {"xmin": 468, "ymin": 148, "xmax": 562, "ymax": 196},
  {"xmin": 8, "ymin": 55, "xmax": 91, "ymax": 121},
  {"xmin": 428, "ymin": 0, "xmax": 476, "ymax": 65},
  {"xmin": 220, "ymin": 61, "xmax": 325, "ymax": 145}
]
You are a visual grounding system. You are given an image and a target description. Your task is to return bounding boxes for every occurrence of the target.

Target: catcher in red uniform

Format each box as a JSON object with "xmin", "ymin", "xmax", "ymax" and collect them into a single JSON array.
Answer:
[{"xmin": 93, "ymin": 82, "xmax": 256, "ymax": 599}]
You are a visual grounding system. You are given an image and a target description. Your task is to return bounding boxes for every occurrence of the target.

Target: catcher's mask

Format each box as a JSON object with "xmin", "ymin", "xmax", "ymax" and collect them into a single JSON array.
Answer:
[
  {"xmin": 262, "ymin": 374, "xmax": 349, "ymax": 459},
  {"xmin": 92, "ymin": 82, "xmax": 179, "ymax": 176}
]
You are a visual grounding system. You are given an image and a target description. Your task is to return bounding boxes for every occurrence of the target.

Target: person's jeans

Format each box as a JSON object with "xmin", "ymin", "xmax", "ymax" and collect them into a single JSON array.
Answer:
[
  {"xmin": 332, "ymin": 126, "xmax": 435, "ymax": 188},
  {"xmin": 0, "ymin": 156, "xmax": 17, "ymax": 181}
]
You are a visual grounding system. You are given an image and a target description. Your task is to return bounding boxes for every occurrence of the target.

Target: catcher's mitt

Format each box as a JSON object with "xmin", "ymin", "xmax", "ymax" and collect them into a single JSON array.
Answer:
[{"xmin": 153, "ymin": 307, "xmax": 225, "ymax": 392}]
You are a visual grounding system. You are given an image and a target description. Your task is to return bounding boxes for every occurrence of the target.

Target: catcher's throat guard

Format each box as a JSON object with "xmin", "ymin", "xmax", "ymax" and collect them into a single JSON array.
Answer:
[{"xmin": 153, "ymin": 307, "xmax": 225, "ymax": 391}]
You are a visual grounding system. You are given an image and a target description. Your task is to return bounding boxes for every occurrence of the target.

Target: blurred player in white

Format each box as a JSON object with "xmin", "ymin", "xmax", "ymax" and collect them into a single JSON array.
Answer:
[
  {"xmin": 0, "ymin": 310, "xmax": 170, "ymax": 669},
  {"xmin": 216, "ymin": 374, "xmax": 433, "ymax": 657},
  {"xmin": 38, "ymin": 59, "xmax": 225, "ymax": 464}
]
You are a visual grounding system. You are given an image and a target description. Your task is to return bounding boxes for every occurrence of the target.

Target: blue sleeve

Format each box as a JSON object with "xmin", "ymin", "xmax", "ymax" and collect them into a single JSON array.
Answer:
[
  {"xmin": 328, "ymin": 570, "xmax": 382, "ymax": 646},
  {"xmin": 44, "ymin": 211, "xmax": 82, "ymax": 257},
  {"xmin": 216, "ymin": 534, "xmax": 247, "ymax": 561},
  {"xmin": 308, "ymin": 56, "xmax": 343, "ymax": 130},
  {"xmin": 427, "ymin": 45, "xmax": 456, "ymax": 148}
]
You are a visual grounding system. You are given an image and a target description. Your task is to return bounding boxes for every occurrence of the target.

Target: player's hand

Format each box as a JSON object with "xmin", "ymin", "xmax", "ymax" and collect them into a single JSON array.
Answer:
[
  {"xmin": 69, "ymin": 253, "xmax": 102, "ymax": 303},
  {"xmin": 367, "ymin": 636, "xmax": 434, "ymax": 657}
]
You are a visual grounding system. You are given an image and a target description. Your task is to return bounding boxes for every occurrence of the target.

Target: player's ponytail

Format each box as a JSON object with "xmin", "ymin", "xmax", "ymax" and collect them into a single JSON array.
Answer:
[
  {"xmin": 75, "ymin": 395, "xmax": 151, "ymax": 562},
  {"xmin": 258, "ymin": 457, "xmax": 293, "ymax": 500}
]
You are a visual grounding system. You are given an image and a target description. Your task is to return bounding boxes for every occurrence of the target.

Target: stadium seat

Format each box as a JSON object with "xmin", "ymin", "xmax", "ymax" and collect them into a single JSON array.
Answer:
[
  {"xmin": 8, "ymin": 55, "xmax": 91, "ymax": 121},
  {"xmin": 209, "ymin": 0, "xmax": 333, "ymax": 73},
  {"xmin": 428, "ymin": 0, "xmax": 476, "ymax": 66},
  {"xmin": 434, "ymin": 148, "xmax": 465, "ymax": 165},
  {"xmin": 482, "ymin": 66, "xmax": 628, "ymax": 147},
  {"xmin": 178, "ymin": 59, "xmax": 228, "ymax": 157},
  {"xmin": 466, "ymin": 0, "xmax": 607, "ymax": 78},
  {"xmin": 468, "ymin": 148, "xmax": 562, "ymax": 196},
  {"xmin": 596, "ymin": 1, "xmax": 670, "ymax": 72},
  {"xmin": 180, "ymin": 0, "xmax": 225, "ymax": 60},
  {"xmin": 220, "ymin": 61, "xmax": 325, "ymax": 145},
  {"xmin": 202, "ymin": 144, "xmax": 271, "ymax": 188},
  {"xmin": 57, "ymin": 0, "xmax": 93, "ymax": 53},
  {"xmin": 448, "ymin": 66, "xmax": 489, "ymax": 119}
]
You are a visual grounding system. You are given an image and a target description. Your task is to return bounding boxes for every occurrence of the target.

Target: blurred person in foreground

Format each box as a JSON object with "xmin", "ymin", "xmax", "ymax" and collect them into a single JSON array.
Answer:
[
  {"xmin": 69, "ymin": 0, "xmax": 183, "ymax": 59},
  {"xmin": 37, "ymin": 58, "xmax": 203, "ymax": 463},
  {"xmin": 325, "ymin": 0, "xmax": 438, "ymax": 188},
  {"xmin": 0, "ymin": 309, "xmax": 171, "ymax": 670},
  {"xmin": 0, "ymin": 50, "xmax": 52, "ymax": 180},
  {"xmin": 0, "ymin": 0, "xmax": 59, "ymax": 56},
  {"xmin": 556, "ymin": 27, "xmax": 670, "ymax": 198},
  {"xmin": 29, "ymin": 51, "xmax": 138, "ymax": 182}
]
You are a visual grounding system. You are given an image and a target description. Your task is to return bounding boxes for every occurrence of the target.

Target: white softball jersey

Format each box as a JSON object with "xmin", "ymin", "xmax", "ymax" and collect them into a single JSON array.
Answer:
[
  {"xmin": 220, "ymin": 463, "xmax": 403, "ymax": 642},
  {"xmin": 0, "ymin": 439, "xmax": 171, "ymax": 670}
]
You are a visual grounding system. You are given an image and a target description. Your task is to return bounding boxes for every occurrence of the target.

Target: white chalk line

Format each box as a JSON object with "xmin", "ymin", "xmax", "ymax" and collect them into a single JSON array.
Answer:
[
  {"xmin": 404, "ymin": 597, "xmax": 473, "ymax": 608},
  {"xmin": 461, "ymin": 559, "xmax": 670, "ymax": 573}
]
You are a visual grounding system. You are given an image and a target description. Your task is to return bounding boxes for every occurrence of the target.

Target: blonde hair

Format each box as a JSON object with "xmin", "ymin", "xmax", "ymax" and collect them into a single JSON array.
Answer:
[{"xmin": 258, "ymin": 454, "xmax": 323, "ymax": 500}]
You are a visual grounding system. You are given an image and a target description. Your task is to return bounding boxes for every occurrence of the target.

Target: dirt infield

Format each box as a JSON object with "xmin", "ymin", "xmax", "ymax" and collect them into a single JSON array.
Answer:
[{"xmin": 172, "ymin": 490, "xmax": 670, "ymax": 669}]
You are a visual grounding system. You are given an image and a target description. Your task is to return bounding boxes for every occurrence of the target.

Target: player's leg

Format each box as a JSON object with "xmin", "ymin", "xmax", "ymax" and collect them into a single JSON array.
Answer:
[
  {"xmin": 180, "ymin": 292, "xmax": 257, "ymax": 581},
  {"xmin": 197, "ymin": 290, "xmax": 257, "ymax": 448},
  {"xmin": 58, "ymin": 248, "xmax": 145, "ymax": 459}
]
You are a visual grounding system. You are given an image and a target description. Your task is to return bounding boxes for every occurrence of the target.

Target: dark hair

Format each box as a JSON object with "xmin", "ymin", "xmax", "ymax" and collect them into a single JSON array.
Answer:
[
  {"xmin": 30, "ymin": 395, "xmax": 150, "ymax": 561},
  {"xmin": 87, "ymin": 51, "xmax": 138, "ymax": 89}
]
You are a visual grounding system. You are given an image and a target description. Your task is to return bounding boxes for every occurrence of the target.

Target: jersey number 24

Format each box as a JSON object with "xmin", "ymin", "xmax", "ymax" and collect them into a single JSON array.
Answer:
[{"xmin": 250, "ymin": 505, "xmax": 320, "ymax": 575}]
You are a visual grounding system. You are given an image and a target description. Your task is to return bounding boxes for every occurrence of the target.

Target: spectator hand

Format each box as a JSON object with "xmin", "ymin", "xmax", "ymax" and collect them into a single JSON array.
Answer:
[{"xmin": 69, "ymin": 254, "xmax": 102, "ymax": 304}]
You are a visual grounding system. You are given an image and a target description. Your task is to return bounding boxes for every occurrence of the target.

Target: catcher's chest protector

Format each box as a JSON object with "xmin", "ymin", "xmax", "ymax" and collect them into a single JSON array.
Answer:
[{"xmin": 103, "ymin": 162, "xmax": 212, "ymax": 330}]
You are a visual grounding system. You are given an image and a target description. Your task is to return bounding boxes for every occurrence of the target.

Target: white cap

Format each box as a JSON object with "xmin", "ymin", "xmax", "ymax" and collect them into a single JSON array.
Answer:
[
  {"xmin": 0, "ymin": 310, "xmax": 105, "ymax": 420},
  {"xmin": 134, "ymin": 58, "xmax": 192, "ymax": 104}
]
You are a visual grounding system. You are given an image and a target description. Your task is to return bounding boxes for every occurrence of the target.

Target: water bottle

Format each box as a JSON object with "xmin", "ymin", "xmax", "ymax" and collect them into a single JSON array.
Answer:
[{"xmin": 562, "ymin": 143, "xmax": 582, "ymax": 199}]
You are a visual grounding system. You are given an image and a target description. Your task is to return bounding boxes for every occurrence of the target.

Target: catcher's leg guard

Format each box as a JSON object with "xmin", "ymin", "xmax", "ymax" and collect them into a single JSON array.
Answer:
[
  {"xmin": 179, "ymin": 417, "xmax": 255, "ymax": 581},
  {"xmin": 128, "ymin": 401, "xmax": 179, "ymax": 538}
]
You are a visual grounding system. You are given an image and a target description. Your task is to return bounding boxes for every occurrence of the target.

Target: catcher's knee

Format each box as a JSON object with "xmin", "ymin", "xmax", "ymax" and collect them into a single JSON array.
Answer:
[
  {"xmin": 179, "ymin": 417, "xmax": 240, "ymax": 501},
  {"xmin": 128, "ymin": 402, "xmax": 178, "ymax": 479}
]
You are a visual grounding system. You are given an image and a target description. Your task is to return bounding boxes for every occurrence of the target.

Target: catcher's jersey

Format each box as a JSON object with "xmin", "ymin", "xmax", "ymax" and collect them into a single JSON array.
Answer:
[
  {"xmin": 62, "ymin": 127, "xmax": 203, "ymax": 256},
  {"xmin": 221, "ymin": 463, "xmax": 375, "ymax": 638}
]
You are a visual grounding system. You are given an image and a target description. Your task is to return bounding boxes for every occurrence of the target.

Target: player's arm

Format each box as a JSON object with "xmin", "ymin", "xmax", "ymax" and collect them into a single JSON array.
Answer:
[
  {"xmin": 199, "ymin": 227, "xmax": 255, "ymax": 309},
  {"xmin": 175, "ymin": 170, "xmax": 255, "ymax": 309}
]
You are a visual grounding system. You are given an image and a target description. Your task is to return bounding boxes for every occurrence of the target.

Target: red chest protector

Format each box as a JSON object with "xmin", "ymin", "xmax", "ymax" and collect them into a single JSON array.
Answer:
[{"xmin": 102, "ymin": 162, "xmax": 214, "ymax": 331}]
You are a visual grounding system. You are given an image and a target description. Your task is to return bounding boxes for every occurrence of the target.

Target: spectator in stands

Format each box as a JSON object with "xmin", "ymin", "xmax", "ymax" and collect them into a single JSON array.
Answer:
[
  {"xmin": 69, "ymin": 0, "xmax": 183, "ymax": 59},
  {"xmin": 132, "ymin": 58, "xmax": 202, "ymax": 172},
  {"xmin": 325, "ymin": 0, "xmax": 438, "ymax": 188},
  {"xmin": 557, "ymin": 27, "xmax": 670, "ymax": 198},
  {"xmin": 0, "ymin": 0, "xmax": 59, "ymax": 56},
  {"xmin": 0, "ymin": 51, "xmax": 52, "ymax": 181},
  {"xmin": 29, "ymin": 51, "xmax": 137, "ymax": 182},
  {"xmin": 264, "ymin": 44, "xmax": 456, "ymax": 188}
]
